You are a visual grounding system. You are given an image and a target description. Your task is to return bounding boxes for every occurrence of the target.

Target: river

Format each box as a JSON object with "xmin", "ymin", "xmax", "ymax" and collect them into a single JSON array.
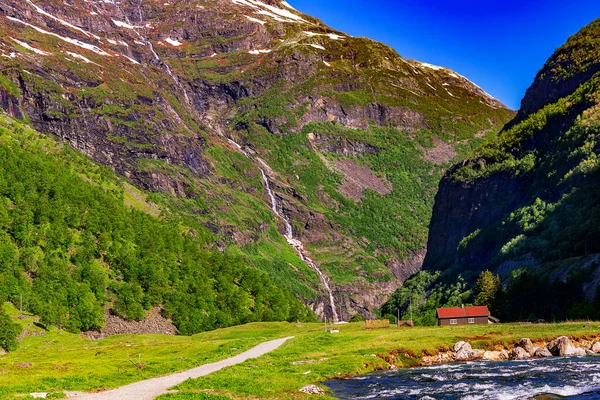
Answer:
[{"xmin": 325, "ymin": 356, "xmax": 600, "ymax": 399}]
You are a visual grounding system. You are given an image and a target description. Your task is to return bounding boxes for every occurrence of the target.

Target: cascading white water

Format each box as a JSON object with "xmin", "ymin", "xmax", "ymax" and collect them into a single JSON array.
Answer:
[{"xmin": 231, "ymin": 139, "xmax": 340, "ymax": 323}]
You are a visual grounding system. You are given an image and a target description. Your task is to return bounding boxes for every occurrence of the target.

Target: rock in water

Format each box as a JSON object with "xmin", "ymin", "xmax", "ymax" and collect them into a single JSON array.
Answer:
[
  {"xmin": 548, "ymin": 336, "xmax": 576, "ymax": 356},
  {"xmin": 573, "ymin": 347, "xmax": 587, "ymax": 356},
  {"xmin": 534, "ymin": 347, "xmax": 553, "ymax": 358},
  {"xmin": 509, "ymin": 347, "xmax": 531, "ymax": 360},
  {"xmin": 300, "ymin": 385, "xmax": 326, "ymax": 395},
  {"xmin": 482, "ymin": 350, "xmax": 509, "ymax": 361}
]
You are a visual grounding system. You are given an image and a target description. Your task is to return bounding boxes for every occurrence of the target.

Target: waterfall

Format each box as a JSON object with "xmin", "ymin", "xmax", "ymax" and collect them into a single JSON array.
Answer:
[{"xmin": 231, "ymin": 139, "xmax": 340, "ymax": 323}]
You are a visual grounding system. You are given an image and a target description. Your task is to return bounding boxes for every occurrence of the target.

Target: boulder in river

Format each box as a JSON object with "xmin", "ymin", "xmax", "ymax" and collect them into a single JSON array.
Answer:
[
  {"xmin": 573, "ymin": 347, "xmax": 587, "ymax": 357},
  {"xmin": 482, "ymin": 350, "xmax": 509, "ymax": 361},
  {"xmin": 534, "ymin": 347, "xmax": 553, "ymax": 358},
  {"xmin": 548, "ymin": 336, "xmax": 576, "ymax": 357},
  {"xmin": 509, "ymin": 347, "xmax": 530, "ymax": 360}
]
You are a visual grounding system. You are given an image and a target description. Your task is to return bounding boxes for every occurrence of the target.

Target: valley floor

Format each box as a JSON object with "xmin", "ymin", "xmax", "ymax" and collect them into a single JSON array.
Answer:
[{"xmin": 2, "ymin": 304, "xmax": 599, "ymax": 400}]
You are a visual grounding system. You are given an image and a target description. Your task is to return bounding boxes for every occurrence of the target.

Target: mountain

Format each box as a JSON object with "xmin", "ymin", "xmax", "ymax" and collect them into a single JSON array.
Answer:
[
  {"xmin": 0, "ymin": 114, "xmax": 313, "ymax": 334},
  {"xmin": 425, "ymin": 18, "xmax": 600, "ymax": 290},
  {"xmin": 0, "ymin": 0, "xmax": 513, "ymax": 321}
]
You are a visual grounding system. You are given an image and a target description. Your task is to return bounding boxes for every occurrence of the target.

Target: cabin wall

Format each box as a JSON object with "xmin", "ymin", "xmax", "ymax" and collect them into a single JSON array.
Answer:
[{"xmin": 438, "ymin": 316, "xmax": 489, "ymax": 326}]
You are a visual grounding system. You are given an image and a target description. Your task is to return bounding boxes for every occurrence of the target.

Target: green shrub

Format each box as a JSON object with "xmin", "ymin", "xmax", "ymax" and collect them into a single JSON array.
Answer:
[{"xmin": 0, "ymin": 307, "xmax": 21, "ymax": 352}]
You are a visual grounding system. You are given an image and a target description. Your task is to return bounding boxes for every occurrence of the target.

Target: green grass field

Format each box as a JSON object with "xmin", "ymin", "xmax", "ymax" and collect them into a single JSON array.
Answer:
[{"xmin": 2, "ymin": 303, "xmax": 599, "ymax": 400}]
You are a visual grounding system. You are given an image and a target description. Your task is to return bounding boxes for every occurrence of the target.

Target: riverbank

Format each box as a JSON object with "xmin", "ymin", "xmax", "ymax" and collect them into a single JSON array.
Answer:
[
  {"xmin": 2, "ymin": 303, "xmax": 599, "ymax": 400},
  {"xmin": 170, "ymin": 322, "xmax": 600, "ymax": 399}
]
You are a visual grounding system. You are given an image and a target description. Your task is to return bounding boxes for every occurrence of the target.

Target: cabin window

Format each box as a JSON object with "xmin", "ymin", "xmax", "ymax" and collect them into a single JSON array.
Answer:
[
  {"xmin": 468, "ymin": 318, "xmax": 475, "ymax": 324},
  {"xmin": 450, "ymin": 319, "xmax": 457, "ymax": 325}
]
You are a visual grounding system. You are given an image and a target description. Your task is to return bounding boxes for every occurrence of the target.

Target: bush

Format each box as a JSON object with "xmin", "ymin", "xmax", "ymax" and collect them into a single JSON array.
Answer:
[
  {"xmin": 0, "ymin": 307, "xmax": 21, "ymax": 352},
  {"xmin": 349, "ymin": 313, "xmax": 365, "ymax": 322}
]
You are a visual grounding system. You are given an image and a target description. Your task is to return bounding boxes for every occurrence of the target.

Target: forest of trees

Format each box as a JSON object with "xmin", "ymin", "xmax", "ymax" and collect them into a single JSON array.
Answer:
[
  {"xmin": 0, "ymin": 118, "xmax": 315, "ymax": 337},
  {"xmin": 381, "ymin": 267, "xmax": 600, "ymax": 325}
]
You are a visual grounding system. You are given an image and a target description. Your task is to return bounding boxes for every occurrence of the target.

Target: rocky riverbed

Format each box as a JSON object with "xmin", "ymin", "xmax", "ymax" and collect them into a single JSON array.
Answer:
[
  {"xmin": 420, "ymin": 335, "xmax": 600, "ymax": 366},
  {"xmin": 326, "ymin": 354, "xmax": 600, "ymax": 399}
]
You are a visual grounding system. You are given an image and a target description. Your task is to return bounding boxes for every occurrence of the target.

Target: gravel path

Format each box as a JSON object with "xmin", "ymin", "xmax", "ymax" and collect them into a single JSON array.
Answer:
[{"xmin": 66, "ymin": 336, "xmax": 294, "ymax": 400}]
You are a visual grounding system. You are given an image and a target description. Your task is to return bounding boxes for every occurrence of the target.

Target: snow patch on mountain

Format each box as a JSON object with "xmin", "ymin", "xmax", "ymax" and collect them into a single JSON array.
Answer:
[
  {"xmin": 120, "ymin": 54, "xmax": 140, "ymax": 64},
  {"xmin": 112, "ymin": 19, "xmax": 140, "ymax": 29},
  {"xmin": 7, "ymin": 17, "xmax": 111, "ymax": 56},
  {"xmin": 248, "ymin": 49, "xmax": 271, "ymax": 55},
  {"xmin": 10, "ymin": 38, "xmax": 50, "ymax": 56},
  {"xmin": 65, "ymin": 51, "xmax": 102, "ymax": 67},
  {"xmin": 418, "ymin": 62, "xmax": 444, "ymax": 71},
  {"xmin": 304, "ymin": 31, "xmax": 344, "ymax": 40},
  {"xmin": 232, "ymin": 0, "xmax": 306, "ymax": 23},
  {"xmin": 27, "ymin": 0, "xmax": 101, "ymax": 40},
  {"xmin": 164, "ymin": 38, "xmax": 183, "ymax": 47},
  {"xmin": 245, "ymin": 15, "xmax": 266, "ymax": 25}
]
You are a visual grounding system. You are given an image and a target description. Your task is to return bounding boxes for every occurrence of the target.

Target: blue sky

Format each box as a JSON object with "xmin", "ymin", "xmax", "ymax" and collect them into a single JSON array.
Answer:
[{"xmin": 288, "ymin": 0, "xmax": 600, "ymax": 109}]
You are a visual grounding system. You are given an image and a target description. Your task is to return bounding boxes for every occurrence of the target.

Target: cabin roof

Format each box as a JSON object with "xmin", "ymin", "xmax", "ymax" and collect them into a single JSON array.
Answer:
[{"xmin": 436, "ymin": 306, "xmax": 489, "ymax": 319}]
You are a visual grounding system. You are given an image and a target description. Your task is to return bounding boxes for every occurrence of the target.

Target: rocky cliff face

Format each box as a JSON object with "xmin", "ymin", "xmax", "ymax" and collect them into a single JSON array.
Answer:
[
  {"xmin": 0, "ymin": 0, "xmax": 513, "ymax": 319},
  {"xmin": 425, "ymin": 18, "xmax": 600, "ymax": 278}
]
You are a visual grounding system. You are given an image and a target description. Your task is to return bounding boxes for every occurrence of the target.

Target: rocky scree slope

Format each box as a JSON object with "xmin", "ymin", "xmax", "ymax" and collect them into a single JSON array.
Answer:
[
  {"xmin": 0, "ymin": 0, "xmax": 513, "ymax": 320},
  {"xmin": 425, "ymin": 18, "xmax": 600, "ymax": 286}
]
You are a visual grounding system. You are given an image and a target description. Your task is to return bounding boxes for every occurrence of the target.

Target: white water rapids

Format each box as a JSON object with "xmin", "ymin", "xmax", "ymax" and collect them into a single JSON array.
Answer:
[{"xmin": 229, "ymin": 139, "xmax": 340, "ymax": 323}]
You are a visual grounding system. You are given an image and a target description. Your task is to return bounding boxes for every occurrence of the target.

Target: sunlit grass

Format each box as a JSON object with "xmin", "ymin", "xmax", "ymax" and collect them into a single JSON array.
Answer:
[{"xmin": 3, "ymin": 301, "xmax": 598, "ymax": 400}]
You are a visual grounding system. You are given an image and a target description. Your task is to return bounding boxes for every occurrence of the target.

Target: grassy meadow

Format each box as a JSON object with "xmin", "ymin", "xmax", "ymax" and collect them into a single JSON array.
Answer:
[{"xmin": 2, "ymin": 303, "xmax": 600, "ymax": 399}]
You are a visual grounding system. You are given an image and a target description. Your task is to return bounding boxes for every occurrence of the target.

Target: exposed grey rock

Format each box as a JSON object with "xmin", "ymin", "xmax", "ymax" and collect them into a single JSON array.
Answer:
[
  {"xmin": 591, "ymin": 342, "xmax": 600, "ymax": 353},
  {"xmin": 300, "ymin": 385, "xmax": 326, "ymax": 395},
  {"xmin": 470, "ymin": 349, "xmax": 485, "ymax": 359},
  {"xmin": 482, "ymin": 350, "xmax": 509, "ymax": 361},
  {"xmin": 453, "ymin": 343, "xmax": 484, "ymax": 361},
  {"xmin": 548, "ymin": 336, "xmax": 576, "ymax": 357},
  {"xmin": 534, "ymin": 347, "xmax": 553, "ymax": 358},
  {"xmin": 454, "ymin": 341, "xmax": 471, "ymax": 353},
  {"xmin": 509, "ymin": 347, "xmax": 530, "ymax": 360},
  {"xmin": 519, "ymin": 338, "xmax": 535, "ymax": 355},
  {"xmin": 573, "ymin": 347, "xmax": 587, "ymax": 357}
]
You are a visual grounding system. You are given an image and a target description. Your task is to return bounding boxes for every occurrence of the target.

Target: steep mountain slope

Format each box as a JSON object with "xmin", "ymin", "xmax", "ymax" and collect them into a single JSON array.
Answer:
[
  {"xmin": 0, "ymin": 114, "xmax": 312, "ymax": 334},
  {"xmin": 425, "ymin": 18, "xmax": 600, "ymax": 282},
  {"xmin": 0, "ymin": 0, "xmax": 513, "ymax": 320}
]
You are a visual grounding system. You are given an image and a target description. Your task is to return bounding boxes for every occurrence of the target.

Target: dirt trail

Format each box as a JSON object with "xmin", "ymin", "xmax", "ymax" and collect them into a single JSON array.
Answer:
[{"xmin": 67, "ymin": 336, "xmax": 294, "ymax": 400}]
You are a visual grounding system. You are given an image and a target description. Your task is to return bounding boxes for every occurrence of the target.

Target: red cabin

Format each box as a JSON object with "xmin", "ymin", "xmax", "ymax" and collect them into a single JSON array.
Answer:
[{"xmin": 436, "ymin": 305, "xmax": 499, "ymax": 326}]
